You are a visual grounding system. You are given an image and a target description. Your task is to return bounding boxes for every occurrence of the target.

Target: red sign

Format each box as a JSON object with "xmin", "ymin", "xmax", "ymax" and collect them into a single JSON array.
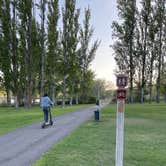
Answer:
[
  {"xmin": 116, "ymin": 75, "xmax": 128, "ymax": 87},
  {"xmin": 117, "ymin": 89, "xmax": 127, "ymax": 99}
]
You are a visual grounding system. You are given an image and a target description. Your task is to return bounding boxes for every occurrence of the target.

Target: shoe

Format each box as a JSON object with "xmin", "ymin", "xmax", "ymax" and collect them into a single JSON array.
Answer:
[{"xmin": 45, "ymin": 122, "xmax": 49, "ymax": 125}]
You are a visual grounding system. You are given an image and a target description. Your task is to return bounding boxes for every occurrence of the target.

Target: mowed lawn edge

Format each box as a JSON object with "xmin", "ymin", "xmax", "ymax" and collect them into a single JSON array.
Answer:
[
  {"xmin": 33, "ymin": 103, "xmax": 166, "ymax": 166},
  {"xmin": 0, "ymin": 104, "xmax": 93, "ymax": 135}
]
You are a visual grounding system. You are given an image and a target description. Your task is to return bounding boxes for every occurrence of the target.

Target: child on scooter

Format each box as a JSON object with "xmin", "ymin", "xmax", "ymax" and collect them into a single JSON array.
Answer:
[{"xmin": 41, "ymin": 93, "xmax": 53, "ymax": 125}]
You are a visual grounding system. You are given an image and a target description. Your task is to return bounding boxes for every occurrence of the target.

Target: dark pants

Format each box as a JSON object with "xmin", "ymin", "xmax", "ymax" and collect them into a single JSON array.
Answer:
[{"xmin": 43, "ymin": 107, "xmax": 49, "ymax": 122}]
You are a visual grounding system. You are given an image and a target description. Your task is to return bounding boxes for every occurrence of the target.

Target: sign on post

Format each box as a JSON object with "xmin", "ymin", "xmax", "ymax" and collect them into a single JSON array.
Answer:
[
  {"xmin": 116, "ymin": 74, "xmax": 128, "ymax": 166},
  {"xmin": 116, "ymin": 75, "xmax": 128, "ymax": 87},
  {"xmin": 117, "ymin": 89, "xmax": 127, "ymax": 100}
]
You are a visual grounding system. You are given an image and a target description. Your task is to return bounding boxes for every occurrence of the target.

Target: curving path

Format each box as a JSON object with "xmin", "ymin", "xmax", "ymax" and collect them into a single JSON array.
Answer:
[{"xmin": 0, "ymin": 105, "xmax": 105, "ymax": 166}]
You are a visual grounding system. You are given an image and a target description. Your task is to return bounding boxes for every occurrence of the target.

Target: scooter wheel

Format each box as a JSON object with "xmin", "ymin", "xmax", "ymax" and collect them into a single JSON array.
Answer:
[
  {"xmin": 50, "ymin": 121, "xmax": 53, "ymax": 125},
  {"xmin": 41, "ymin": 123, "xmax": 45, "ymax": 128}
]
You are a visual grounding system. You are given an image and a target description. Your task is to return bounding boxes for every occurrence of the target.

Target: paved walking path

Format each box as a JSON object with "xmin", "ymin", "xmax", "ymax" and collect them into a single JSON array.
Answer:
[{"xmin": 0, "ymin": 105, "xmax": 105, "ymax": 166}]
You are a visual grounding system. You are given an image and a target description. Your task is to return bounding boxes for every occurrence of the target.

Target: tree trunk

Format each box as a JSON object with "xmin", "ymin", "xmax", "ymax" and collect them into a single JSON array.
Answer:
[
  {"xmin": 24, "ymin": 85, "xmax": 32, "ymax": 109},
  {"xmin": 76, "ymin": 93, "xmax": 79, "ymax": 105},
  {"xmin": 6, "ymin": 89, "xmax": 11, "ymax": 107},
  {"xmin": 70, "ymin": 83, "xmax": 74, "ymax": 106},
  {"xmin": 156, "ymin": 27, "xmax": 162, "ymax": 103},
  {"xmin": 14, "ymin": 95, "xmax": 19, "ymax": 109},
  {"xmin": 141, "ymin": 87, "xmax": 144, "ymax": 103},
  {"xmin": 24, "ymin": 90, "xmax": 28, "ymax": 108},
  {"xmin": 62, "ymin": 74, "xmax": 66, "ymax": 108},
  {"xmin": 129, "ymin": 71, "xmax": 134, "ymax": 103},
  {"xmin": 129, "ymin": 24, "xmax": 134, "ymax": 103},
  {"xmin": 27, "ymin": 82, "xmax": 32, "ymax": 108},
  {"xmin": 149, "ymin": 81, "xmax": 152, "ymax": 103},
  {"xmin": 52, "ymin": 84, "xmax": 56, "ymax": 106},
  {"xmin": 24, "ymin": 84, "xmax": 32, "ymax": 109},
  {"xmin": 70, "ymin": 96, "xmax": 73, "ymax": 106},
  {"xmin": 62, "ymin": 37, "xmax": 67, "ymax": 107},
  {"xmin": 138, "ymin": 64, "xmax": 141, "ymax": 102},
  {"xmin": 149, "ymin": 53, "xmax": 154, "ymax": 103}
]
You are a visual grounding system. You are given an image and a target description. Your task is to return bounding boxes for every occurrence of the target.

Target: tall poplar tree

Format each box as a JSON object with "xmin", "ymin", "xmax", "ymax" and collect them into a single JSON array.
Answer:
[
  {"xmin": 0, "ymin": 0, "xmax": 2, "ymax": 69},
  {"xmin": 17, "ymin": 0, "xmax": 33, "ymax": 108},
  {"xmin": 155, "ymin": 0, "xmax": 165, "ymax": 103},
  {"xmin": 140, "ymin": 0, "xmax": 152, "ymax": 103},
  {"xmin": 40, "ymin": 0, "xmax": 46, "ymax": 98},
  {"xmin": 10, "ymin": 0, "xmax": 19, "ymax": 108},
  {"xmin": 47, "ymin": 0, "xmax": 59, "ymax": 105},
  {"xmin": 62, "ymin": 0, "xmax": 79, "ymax": 107},
  {"xmin": 0, "ymin": 0, "xmax": 12, "ymax": 106},
  {"xmin": 79, "ymin": 7, "xmax": 100, "ymax": 103},
  {"xmin": 31, "ymin": 19, "xmax": 41, "ymax": 103},
  {"xmin": 67, "ymin": 8, "xmax": 80, "ymax": 106},
  {"xmin": 147, "ymin": 11, "xmax": 157, "ymax": 103},
  {"xmin": 112, "ymin": 0, "xmax": 137, "ymax": 103},
  {"xmin": 147, "ymin": 5, "xmax": 158, "ymax": 103}
]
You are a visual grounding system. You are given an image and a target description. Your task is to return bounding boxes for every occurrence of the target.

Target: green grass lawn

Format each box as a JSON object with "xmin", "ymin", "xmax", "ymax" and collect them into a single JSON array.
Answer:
[
  {"xmin": 33, "ymin": 103, "xmax": 166, "ymax": 166},
  {"xmin": 0, "ymin": 104, "xmax": 92, "ymax": 135}
]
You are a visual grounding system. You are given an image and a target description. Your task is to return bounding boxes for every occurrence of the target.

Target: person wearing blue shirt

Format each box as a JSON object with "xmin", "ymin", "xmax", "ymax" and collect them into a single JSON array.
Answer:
[{"xmin": 41, "ymin": 93, "xmax": 53, "ymax": 124}]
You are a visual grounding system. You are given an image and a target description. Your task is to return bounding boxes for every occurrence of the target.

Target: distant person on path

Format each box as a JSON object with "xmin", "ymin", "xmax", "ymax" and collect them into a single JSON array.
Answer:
[{"xmin": 41, "ymin": 93, "xmax": 53, "ymax": 125}]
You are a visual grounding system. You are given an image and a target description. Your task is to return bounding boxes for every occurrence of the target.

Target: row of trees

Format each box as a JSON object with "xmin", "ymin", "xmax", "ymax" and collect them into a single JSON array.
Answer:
[
  {"xmin": 112, "ymin": 0, "xmax": 166, "ymax": 103},
  {"xmin": 0, "ymin": 0, "xmax": 100, "ymax": 108}
]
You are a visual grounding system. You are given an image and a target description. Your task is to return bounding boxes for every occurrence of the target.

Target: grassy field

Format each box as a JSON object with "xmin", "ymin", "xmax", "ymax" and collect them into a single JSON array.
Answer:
[
  {"xmin": 33, "ymin": 103, "xmax": 166, "ymax": 166},
  {"xmin": 0, "ymin": 104, "xmax": 92, "ymax": 135}
]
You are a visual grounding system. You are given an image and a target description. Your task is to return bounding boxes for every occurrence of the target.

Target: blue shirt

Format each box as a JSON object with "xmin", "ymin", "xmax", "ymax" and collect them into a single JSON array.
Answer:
[{"xmin": 41, "ymin": 96, "xmax": 53, "ymax": 108}]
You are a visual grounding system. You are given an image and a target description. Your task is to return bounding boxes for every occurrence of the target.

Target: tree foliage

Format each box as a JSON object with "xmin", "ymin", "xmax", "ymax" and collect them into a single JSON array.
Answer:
[
  {"xmin": 112, "ymin": 0, "xmax": 166, "ymax": 103},
  {"xmin": 0, "ymin": 0, "xmax": 100, "ymax": 107}
]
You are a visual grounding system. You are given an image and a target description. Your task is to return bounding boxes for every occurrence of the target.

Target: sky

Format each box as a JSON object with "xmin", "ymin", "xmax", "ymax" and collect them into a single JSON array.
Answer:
[
  {"xmin": 59, "ymin": 0, "xmax": 118, "ymax": 84},
  {"xmin": 75, "ymin": 0, "xmax": 118, "ymax": 83}
]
